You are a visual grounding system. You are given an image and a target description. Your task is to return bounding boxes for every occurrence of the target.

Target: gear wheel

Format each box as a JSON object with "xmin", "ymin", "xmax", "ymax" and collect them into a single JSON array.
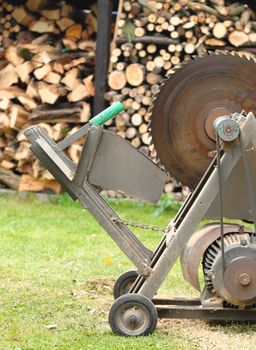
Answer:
[{"xmin": 149, "ymin": 51, "xmax": 256, "ymax": 189}]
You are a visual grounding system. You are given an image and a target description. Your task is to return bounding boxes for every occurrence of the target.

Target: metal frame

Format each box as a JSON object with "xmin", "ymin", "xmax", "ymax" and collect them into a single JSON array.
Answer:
[
  {"xmin": 24, "ymin": 123, "xmax": 165, "ymax": 275},
  {"xmin": 130, "ymin": 114, "xmax": 256, "ymax": 300},
  {"xmin": 25, "ymin": 112, "xmax": 256, "ymax": 321},
  {"xmin": 154, "ymin": 298, "xmax": 256, "ymax": 321}
]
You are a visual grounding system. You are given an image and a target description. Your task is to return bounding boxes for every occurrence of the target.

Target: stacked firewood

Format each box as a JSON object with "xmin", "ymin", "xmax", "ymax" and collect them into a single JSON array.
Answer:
[
  {"xmin": 0, "ymin": 0, "xmax": 97, "ymax": 192},
  {"xmin": 107, "ymin": 0, "xmax": 256, "ymax": 198}
]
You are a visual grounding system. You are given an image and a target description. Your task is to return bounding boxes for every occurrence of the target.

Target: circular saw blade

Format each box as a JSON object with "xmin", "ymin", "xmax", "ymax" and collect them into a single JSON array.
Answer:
[{"xmin": 150, "ymin": 51, "xmax": 256, "ymax": 189}]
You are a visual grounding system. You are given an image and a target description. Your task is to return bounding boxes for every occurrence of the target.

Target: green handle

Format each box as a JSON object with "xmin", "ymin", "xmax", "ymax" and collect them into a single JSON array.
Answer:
[{"xmin": 89, "ymin": 102, "xmax": 125, "ymax": 126}]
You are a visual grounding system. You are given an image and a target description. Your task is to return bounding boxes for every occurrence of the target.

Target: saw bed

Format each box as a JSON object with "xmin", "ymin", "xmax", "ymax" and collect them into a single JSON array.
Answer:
[{"xmin": 25, "ymin": 51, "xmax": 256, "ymax": 336}]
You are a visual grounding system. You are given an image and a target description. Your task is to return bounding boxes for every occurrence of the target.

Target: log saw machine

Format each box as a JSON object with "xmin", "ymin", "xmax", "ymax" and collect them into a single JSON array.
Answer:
[{"xmin": 25, "ymin": 51, "xmax": 256, "ymax": 336}]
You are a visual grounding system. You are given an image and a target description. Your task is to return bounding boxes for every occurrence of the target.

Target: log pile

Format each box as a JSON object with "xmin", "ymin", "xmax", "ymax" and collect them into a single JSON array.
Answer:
[
  {"xmin": 107, "ymin": 0, "xmax": 256, "ymax": 199},
  {"xmin": 0, "ymin": 0, "xmax": 255, "ymax": 199},
  {"xmin": 0, "ymin": 0, "xmax": 97, "ymax": 192}
]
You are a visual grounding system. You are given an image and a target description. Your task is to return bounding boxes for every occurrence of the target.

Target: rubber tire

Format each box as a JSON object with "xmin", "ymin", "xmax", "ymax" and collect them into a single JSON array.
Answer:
[
  {"xmin": 113, "ymin": 270, "xmax": 138, "ymax": 299},
  {"xmin": 109, "ymin": 294, "xmax": 158, "ymax": 336}
]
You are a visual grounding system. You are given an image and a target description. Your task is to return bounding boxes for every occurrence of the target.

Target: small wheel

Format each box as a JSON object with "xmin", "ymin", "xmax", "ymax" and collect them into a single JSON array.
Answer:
[
  {"xmin": 108, "ymin": 294, "xmax": 158, "ymax": 336},
  {"xmin": 113, "ymin": 270, "xmax": 138, "ymax": 299}
]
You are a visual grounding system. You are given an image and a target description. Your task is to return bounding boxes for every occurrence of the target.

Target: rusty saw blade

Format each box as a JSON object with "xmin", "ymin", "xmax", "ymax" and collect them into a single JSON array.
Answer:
[{"xmin": 150, "ymin": 51, "xmax": 256, "ymax": 189}]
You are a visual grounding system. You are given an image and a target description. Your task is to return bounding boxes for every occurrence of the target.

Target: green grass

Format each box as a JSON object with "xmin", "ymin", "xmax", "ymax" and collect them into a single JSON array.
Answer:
[
  {"xmin": 1, "ymin": 193, "xmax": 253, "ymax": 349},
  {"xmin": 0, "ymin": 193, "xmax": 196, "ymax": 350}
]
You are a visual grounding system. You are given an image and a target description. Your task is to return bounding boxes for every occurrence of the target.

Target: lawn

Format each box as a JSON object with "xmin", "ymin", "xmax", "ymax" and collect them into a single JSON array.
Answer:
[{"xmin": 0, "ymin": 193, "xmax": 255, "ymax": 350}]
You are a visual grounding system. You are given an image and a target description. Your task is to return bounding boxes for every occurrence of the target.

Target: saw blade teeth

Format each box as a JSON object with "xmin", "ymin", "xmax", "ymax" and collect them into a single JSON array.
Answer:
[
  {"xmin": 147, "ymin": 49, "xmax": 256, "ymax": 188},
  {"xmin": 198, "ymin": 51, "xmax": 208, "ymax": 58}
]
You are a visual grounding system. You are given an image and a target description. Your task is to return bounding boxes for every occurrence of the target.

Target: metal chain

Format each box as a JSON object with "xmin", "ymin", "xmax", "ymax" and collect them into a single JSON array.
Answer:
[{"xmin": 112, "ymin": 217, "xmax": 168, "ymax": 233}]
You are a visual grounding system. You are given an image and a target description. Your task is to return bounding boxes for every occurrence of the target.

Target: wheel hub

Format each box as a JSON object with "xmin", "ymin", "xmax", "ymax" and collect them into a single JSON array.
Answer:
[
  {"xmin": 109, "ymin": 294, "xmax": 158, "ymax": 336},
  {"xmin": 115, "ymin": 302, "xmax": 151, "ymax": 335},
  {"xmin": 223, "ymin": 257, "xmax": 256, "ymax": 303},
  {"xmin": 204, "ymin": 106, "xmax": 233, "ymax": 141}
]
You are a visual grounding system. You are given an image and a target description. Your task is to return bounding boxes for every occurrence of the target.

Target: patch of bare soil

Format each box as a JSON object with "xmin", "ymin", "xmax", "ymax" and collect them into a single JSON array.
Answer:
[
  {"xmin": 159, "ymin": 318, "xmax": 256, "ymax": 350},
  {"xmin": 71, "ymin": 278, "xmax": 115, "ymax": 299}
]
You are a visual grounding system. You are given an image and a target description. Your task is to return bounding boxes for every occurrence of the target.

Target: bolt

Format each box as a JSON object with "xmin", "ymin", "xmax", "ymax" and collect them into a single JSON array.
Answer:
[
  {"xmin": 207, "ymin": 271, "xmax": 214, "ymax": 278},
  {"xmin": 240, "ymin": 239, "xmax": 247, "ymax": 246},
  {"xmin": 129, "ymin": 315, "xmax": 137, "ymax": 328},
  {"xmin": 224, "ymin": 126, "xmax": 232, "ymax": 134},
  {"xmin": 238, "ymin": 273, "xmax": 251, "ymax": 286},
  {"xmin": 141, "ymin": 268, "xmax": 150, "ymax": 277}
]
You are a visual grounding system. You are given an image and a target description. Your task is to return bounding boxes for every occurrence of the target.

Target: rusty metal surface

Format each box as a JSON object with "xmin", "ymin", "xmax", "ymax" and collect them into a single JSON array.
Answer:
[
  {"xmin": 150, "ymin": 51, "xmax": 256, "ymax": 189},
  {"xmin": 180, "ymin": 224, "xmax": 249, "ymax": 291},
  {"xmin": 155, "ymin": 299, "xmax": 256, "ymax": 321}
]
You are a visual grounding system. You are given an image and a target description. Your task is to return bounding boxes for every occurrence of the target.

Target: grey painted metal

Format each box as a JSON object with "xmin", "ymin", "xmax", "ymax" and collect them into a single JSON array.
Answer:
[
  {"xmin": 138, "ymin": 114, "xmax": 255, "ymax": 299},
  {"xmin": 24, "ymin": 122, "xmax": 166, "ymax": 272},
  {"xmin": 58, "ymin": 123, "xmax": 90, "ymax": 151},
  {"xmin": 207, "ymin": 112, "xmax": 256, "ymax": 220},
  {"xmin": 87, "ymin": 129, "xmax": 166, "ymax": 203}
]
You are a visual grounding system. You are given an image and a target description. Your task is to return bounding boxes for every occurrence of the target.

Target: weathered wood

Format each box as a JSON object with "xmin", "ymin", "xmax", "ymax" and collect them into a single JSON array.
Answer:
[
  {"xmin": 30, "ymin": 104, "xmax": 81, "ymax": 122},
  {"xmin": 116, "ymin": 36, "xmax": 178, "ymax": 45}
]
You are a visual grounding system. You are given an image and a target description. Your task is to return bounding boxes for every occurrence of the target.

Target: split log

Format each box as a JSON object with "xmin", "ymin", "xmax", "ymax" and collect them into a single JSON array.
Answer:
[
  {"xmin": 0, "ymin": 64, "xmax": 18, "ymax": 88},
  {"xmin": 17, "ymin": 94, "xmax": 37, "ymax": 111},
  {"xmin": 19, "ymin": 174, "xmax": 61, "ymax": 193},
  {"xmin": 12, "ymin": 6, "xmax": 36, "ymax": 26},
  {"xmin": 15, "ymin": 61, "xmax": 34, "ymax": 84},
  {"xmin": 57, "ymin": 17, "xmax": 75, "ymax": 31},
  {"xmin": 67, "ymin": 84, "xmax": 89, "ymax": 102},
  {"xmin": 26, "ymin": 0, "xmax": 49, "ymax": 12},
  {"xmin": 33, "ymin": 64, "xmax": 51, "ymax": 80},
  {"xmin": 65, "ymin": 24, "xmax": 83, "ymax": 41},
  {"xmin": 38, "ymin": 83, "xmax": 67, "ymax": 104},
  {"xmin": 61, "ymin": 68, "xmax": 79, "ymax": 90},
  {"xmin": 29, "ymin": 19, "xmax": 57, "ymax": 34}
]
